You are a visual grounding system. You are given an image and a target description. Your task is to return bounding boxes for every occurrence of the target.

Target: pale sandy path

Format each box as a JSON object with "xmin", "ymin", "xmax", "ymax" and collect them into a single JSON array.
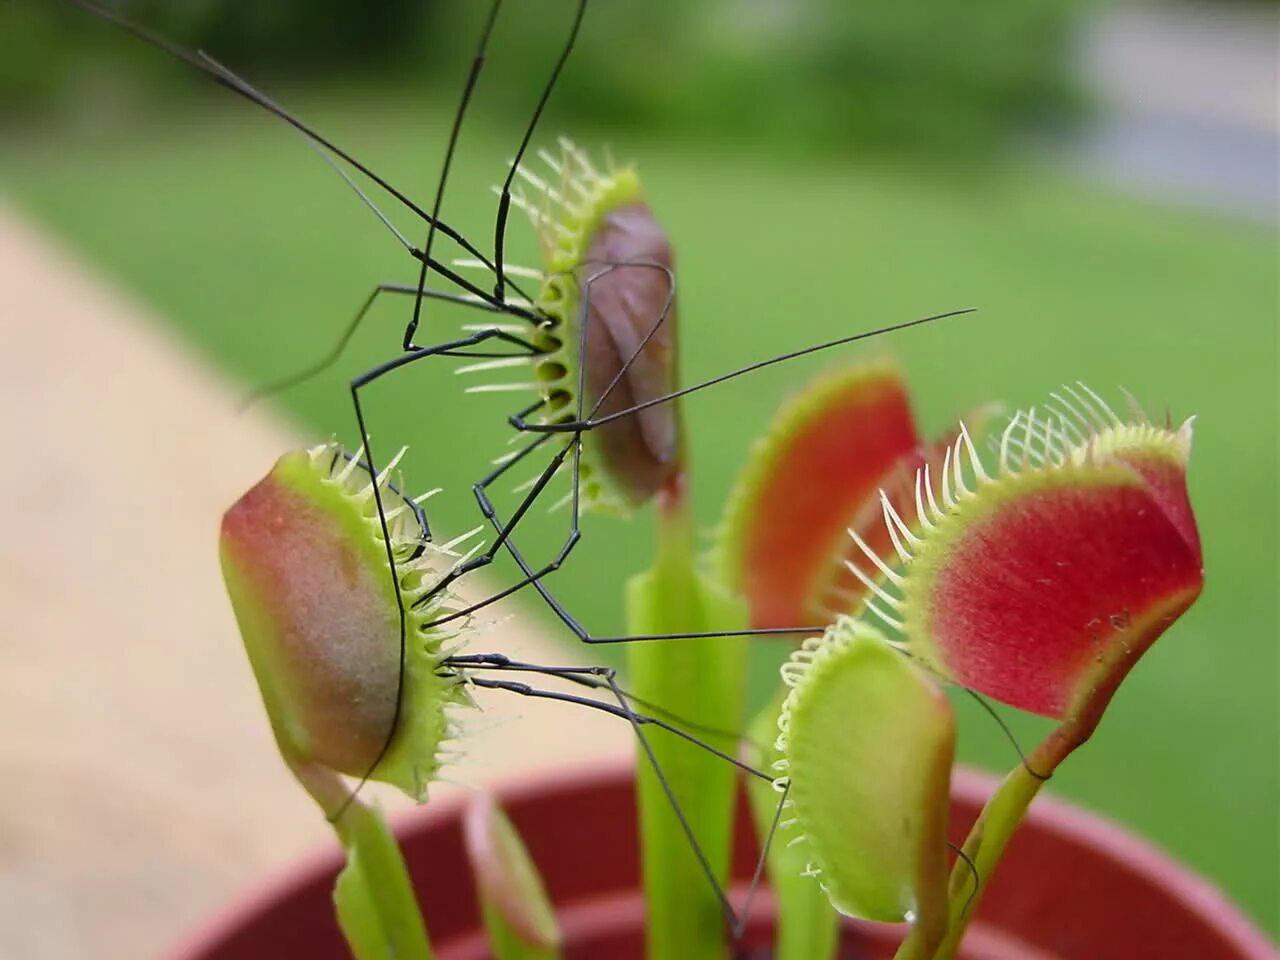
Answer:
[{"xmin": 0, "ymin": 205, "xmax": 629, "ymax": 960}]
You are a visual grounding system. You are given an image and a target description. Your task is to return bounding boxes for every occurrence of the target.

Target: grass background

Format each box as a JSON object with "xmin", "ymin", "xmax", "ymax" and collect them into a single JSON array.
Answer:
[{"xmin": 2, "ymin": 90, "xmax": 1276, "ymax": 933}]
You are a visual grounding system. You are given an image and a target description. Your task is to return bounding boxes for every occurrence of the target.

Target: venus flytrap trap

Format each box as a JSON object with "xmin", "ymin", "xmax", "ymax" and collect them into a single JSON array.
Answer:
[
  {"xmin": 717, "ymin": 361, "xmax": 925, "ymax": 630},
  {"xmin": 219, "ymin": 442, "xmax": 479, "ymax": 960},
  {"xmin": 220, "ymin": 443, "xmax": 478, "ymax": 805},
  {"xmin": 717, "ymin": 360, "xmax": 997, "ymax": 631},
  {"xmin": 458, "ymin": 140, "xmax": 678, "ymax": 512},
  {"xmin": 776, "ymin": 620, "xmax": 955, "ymax": 959}
]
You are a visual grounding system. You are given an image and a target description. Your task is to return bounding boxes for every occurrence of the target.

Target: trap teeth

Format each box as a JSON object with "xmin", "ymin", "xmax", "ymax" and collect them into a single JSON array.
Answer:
[{"xmin": 887, "ymin": 394, "xmax": 1203, "ymax": 721}]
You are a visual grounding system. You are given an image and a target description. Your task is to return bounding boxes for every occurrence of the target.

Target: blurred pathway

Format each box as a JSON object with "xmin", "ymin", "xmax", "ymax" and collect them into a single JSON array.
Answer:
[
  {"xmin": 0, "ymin": 204, "xmax": 629, "ymax": 960},
  {"xmin": 1075, "ymin": 2, "xmax": 1278, "ymax": 219}
]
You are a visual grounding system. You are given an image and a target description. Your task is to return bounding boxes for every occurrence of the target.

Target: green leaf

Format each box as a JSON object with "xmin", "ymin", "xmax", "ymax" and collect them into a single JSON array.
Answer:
[
  {"xmin": 332, "ymin": 799, "xmax": 435, "ymax": 960},
  {"xmin": 463, "ymin": 793, "xmax": 562, "ymax": 960},
  {"xmin": 744, "ymin": 689, "xmax": 840, "ymax": 960},
  {"xmin": 778, "ymin": 620, "xmax": 952, "ymax": 952}
]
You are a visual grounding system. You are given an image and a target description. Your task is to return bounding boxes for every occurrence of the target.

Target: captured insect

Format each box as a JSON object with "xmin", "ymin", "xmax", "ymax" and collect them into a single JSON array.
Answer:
[
  {"xmin": 69, "ymin": 0, "xmax": 966, "ymax": 645},
  {"xmin": 74, "ymin": 0, "xmax": 974, "ymax": 944}
]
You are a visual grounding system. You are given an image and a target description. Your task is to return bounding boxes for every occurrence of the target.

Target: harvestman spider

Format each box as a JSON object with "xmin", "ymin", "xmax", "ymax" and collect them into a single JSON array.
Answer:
[{"xmin": 74, "ymin": 0, "xmax": 980, "ymax": 935}]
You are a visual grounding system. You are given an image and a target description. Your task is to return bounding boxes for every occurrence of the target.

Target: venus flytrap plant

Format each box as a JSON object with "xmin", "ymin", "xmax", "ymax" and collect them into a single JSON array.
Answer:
[
  {"xmin": 719, "ymin": 366, "xmax": 1203, "ymax": 959},
  {"xmin": 213, "ymin": 317, "xmax": 1206, "ymax": 960},
  {"xmin": 219, "ymin": 442, "xmax": 482, "ymax": 960},
  {"xmin": 84, "ymin": 2, "xmax": 1214, "ymax": 954},
  {"xmin": 850, "ymin": 392, "xmax": 1204, "ymax": 959}
]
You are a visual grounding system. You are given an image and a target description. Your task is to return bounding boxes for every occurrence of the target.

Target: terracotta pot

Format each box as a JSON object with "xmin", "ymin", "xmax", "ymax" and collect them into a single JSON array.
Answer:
[{"xmin": 171, "ymin": 760, "xmax": 1274, "ymax": 960}]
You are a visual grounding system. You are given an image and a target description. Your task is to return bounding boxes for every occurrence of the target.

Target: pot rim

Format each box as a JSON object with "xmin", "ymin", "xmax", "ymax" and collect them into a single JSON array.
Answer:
[{"xmin": 166, "ymin": 757, "xmax": 1276, "ymax": 960}]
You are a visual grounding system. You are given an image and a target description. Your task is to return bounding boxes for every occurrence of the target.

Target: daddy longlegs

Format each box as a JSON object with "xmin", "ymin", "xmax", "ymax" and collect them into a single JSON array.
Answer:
[{"xmin": 74, "ymin": 0, "xmax": 985, "ymax": 939}]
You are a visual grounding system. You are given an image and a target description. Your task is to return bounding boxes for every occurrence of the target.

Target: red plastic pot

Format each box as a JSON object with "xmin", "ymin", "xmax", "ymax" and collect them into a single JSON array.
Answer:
[{"xmin": 171, "ymin": 760, "xmax": 1274, "ymax": 960}]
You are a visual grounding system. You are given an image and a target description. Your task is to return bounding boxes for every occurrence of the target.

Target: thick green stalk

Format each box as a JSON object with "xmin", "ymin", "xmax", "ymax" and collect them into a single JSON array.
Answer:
[{"xmin": 626, "ymin": 477, "xmax": 748, "ymax": 960}]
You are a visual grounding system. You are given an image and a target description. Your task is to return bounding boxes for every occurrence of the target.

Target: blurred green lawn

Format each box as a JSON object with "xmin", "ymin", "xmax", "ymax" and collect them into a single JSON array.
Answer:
[{"xmin": 3, "ymin": 92, "xmax": 1275, "ymax": 933}]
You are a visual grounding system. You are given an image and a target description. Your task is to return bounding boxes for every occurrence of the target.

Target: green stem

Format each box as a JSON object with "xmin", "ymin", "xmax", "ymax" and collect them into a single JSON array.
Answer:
[
  {"xmin": 626, "ymin": 473, "xmax": 748, "ymax": 960},
  {"xmin": 287, "ymin": 757, "xmax": 434, "ymax": 960},
  {"xmin": 921, "ymin": 708, "xmax": 1103, "ymax": 960},
  {"xmin": 332, "ymin": 797, "xmax": 435, "ymax": 960},
  {"xmin": 926, "ymin": 763, "xmax": 1045, "ymax": 960}
]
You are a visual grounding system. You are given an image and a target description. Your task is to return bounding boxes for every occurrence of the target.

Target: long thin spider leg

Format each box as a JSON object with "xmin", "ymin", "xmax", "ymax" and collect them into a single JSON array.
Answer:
[
  {"xmin": 332, "ymin": 327, "xmax": 524, "ymax": 820},
  {"xmin": 68, "ymin": 0, "xmax": 515, "ymax": 282},
  {"xmin": 467, "ymin": 441, "xmax": 575, "ymax": 569},
  {"xmin": 453, "ymin": 431, "xmax": 825, "ymax": 642},
  {"xmin": 446, "ymin": 654, "xmax": 767, "ymax": 749},
  {"xmin": 509, "ymin": 308, "xmax": 976, "ymax": 435},
  {"xmin": 408, "ymin": 249, "xmax": 541, "ymax": 320},
  {"xmin": 192, "ymin": 51, "xmax": 412, "ymax": 259},
  {"xmin": 491, "ymin": 660, "xmax": 783, "ymax": 926},
  {"xmin": 600, "ymin": 672, "xmax": 743, "ymax": 929},
  {"xmin": 425, "ymin": 438, "xmax": 576, "ymax": 602},
  {"xmin": 963, "ymin": 689, "xmax": 1050, "ymax": 781},
  {"xmin": 243, "ymin": 283, "xmax": 535, "ymax": 407},
  {"xmin": 405, "ymin": 0, "xmax": 505, "ymax": 352},
  {"xmin": 407, "ymin": 421, "xmax": 550, "ymax": 605},
  {"xmin": 948, "ymin": 841, "xmax": 982, "ymax": 916},
  {"xmin": 493, "ymin": 0, "xmax": 589, "ymax": 303},
  {"xmin": 733, "ymin": 780, "xmax": 791, "ymax": 942},
  {"xmin": 197, "ymin": 47, "xmax": 538, "ymax": 312},
  {"xmin": 434, "ymin": 380, "xmax": 828, "ymax": 643},
  {"xmin": 420, "ymin": 430, "xmax": 565, "ymax": 602},
  {"xmin": 83, "ymin": 4, "xmax": 536, "ymax": 321},
  {"xmin": 466, "ymin": 675, "xmax": 768, "ymax": 783},
  {"xmin": 328, "ymin": 447, "xmax": 433, "ymax": 546},
  {"xmin": 201, "ymin": 50, "xmax": 528, "ymax": 310},
  {"xmin": 414, "ymin": 430, "xmax": 582, "ymax": 628},
  {"xmin": 444, "ymin": 654, "xmax": 611, "ymax": 674},
  {"xmin": 576, "ymin": 259, "xmax": 676, "ymax": 422},
  {"xmin": 561, "ymin": 674, "xmax": 766, "ymax": 752},
  {"xmin": 466, "ymin": 436, "xmax": 827, "ymax": 642}
]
